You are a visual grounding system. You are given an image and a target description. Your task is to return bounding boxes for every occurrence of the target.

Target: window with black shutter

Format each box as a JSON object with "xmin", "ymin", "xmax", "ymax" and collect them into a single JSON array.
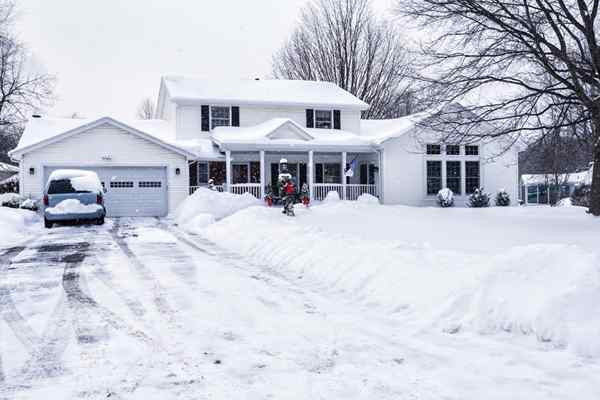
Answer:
[
  {"xmin": 306, "ymin": 109, "xmax": 314, "ymax": 128},
  {"xmin": 333, "ymin": 110, "xmax": 341, "ymax": 129},
  {"xmin": 201, "ymin": 105, "xmax": 210, "ymax": 131},
  {"xmin": 231, "ymin": 106, "xmax": 240, "ymax": 127}
]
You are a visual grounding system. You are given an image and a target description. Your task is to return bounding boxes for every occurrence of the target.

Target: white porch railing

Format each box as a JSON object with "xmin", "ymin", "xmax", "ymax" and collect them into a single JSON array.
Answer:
[
  {"xmin": 189, "ymin": 185, "xmax": 224, "ymax": 195},
  {"xmin": 345, "ymin": 184, "xmax": 378, "ymax": 200},
  {"xmin": 190, "ymin": 183, "xmax": 377, "ymax": 201},
  {"xmin": 230, "ymin": 183, "xmax": 261, "ymax": 198},
  {"xmin": 313, "ymin": 184, "xmax": 343, "ymax": 201}
]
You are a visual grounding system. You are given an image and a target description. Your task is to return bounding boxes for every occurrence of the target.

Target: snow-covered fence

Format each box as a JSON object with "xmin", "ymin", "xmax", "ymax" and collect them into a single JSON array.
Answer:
[
  {"xmin": 345, "ymin": 184, "xmax": 377, "ymax": 200},
  {"xmin": 230, "ymin": 183, "xmax": 261, "ymax": 199}
]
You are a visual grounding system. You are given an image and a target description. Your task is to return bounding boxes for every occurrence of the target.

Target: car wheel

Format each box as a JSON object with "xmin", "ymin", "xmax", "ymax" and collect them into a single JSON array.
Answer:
[
  {"xmin": 96, "ymin": 216, "xmax": 105, "ymax": 225},
  {"xmin": 44, "ymin": 218, "xmax": 53, "ymax": 229}
]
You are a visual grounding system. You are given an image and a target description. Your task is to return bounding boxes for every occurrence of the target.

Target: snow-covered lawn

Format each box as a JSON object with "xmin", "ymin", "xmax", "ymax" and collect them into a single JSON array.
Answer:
[
  {"xmin": 200, "ymin": 197, "xmax": 600, "ymax": 359},
  {"xmin": 0, "ymin": 207, "xmax": 40, "ymax": 246}
]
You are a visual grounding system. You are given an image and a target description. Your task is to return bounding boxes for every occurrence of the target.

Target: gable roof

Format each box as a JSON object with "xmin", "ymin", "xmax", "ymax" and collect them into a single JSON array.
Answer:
[
  {"xmin": 212, "ymin": 118, "xmax": 374, "ymax": 151},
  {"xmin": 8, "ymin": 116, "xmax": 210, "ymax": 160},
  {"xmin": 161, "ymin": 76, "xmax": 370, "ymax": 110}
]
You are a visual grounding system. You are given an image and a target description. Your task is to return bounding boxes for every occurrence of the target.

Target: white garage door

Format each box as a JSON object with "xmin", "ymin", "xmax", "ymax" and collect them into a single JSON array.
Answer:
[{"xmin": 43, "ymin": 166, "xmax": 168, "ymax": 217}]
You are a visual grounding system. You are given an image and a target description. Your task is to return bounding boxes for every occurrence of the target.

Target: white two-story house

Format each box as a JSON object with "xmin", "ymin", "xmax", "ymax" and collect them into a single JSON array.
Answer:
[{"xmin": 8, "ymin": 76, "xmax": 519, "ymax": 217}]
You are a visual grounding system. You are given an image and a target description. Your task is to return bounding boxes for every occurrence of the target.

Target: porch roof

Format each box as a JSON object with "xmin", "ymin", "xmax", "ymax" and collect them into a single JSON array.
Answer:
[{"xmin": 211, "ymin": 118, "xmax": 376, "ymax": 153}]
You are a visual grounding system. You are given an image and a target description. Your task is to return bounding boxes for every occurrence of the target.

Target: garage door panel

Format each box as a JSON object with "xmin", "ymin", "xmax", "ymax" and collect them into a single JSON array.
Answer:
[{"xmin": 43, "ymin": 166, "xmax": 168, "ymax": 217}]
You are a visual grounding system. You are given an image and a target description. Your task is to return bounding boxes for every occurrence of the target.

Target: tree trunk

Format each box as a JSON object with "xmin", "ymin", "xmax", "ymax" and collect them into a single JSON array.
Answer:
[{"xmin": 589, "ymin": 142, "xmax": 600, "ymax": 215}]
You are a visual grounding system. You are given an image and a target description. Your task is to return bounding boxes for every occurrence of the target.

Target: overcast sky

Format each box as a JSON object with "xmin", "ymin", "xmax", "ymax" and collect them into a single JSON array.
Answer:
[{"xmin": 16, "ymin": 0, "xmax": 395, "ymax": 120}]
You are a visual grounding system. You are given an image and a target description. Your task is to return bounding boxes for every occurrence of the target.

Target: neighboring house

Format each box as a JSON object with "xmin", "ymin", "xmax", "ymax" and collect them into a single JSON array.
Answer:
[
  {"xmin": 8, "ymin": 76, "xmax": 519, "ymax": 217},
  {"xmin": 0, "ymin": 162, "xmax": 18, "ymax": 182},
  {"xmin": 520, "ymin": 163, "xmax": 594, "ymax": 205}
]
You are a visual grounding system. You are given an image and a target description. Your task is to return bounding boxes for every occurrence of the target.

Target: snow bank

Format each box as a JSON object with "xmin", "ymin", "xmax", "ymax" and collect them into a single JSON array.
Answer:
[
  {"xmin": 323, "ymin": 191, "xmax": 340, "ymax": 203},
  {"xmin": 173, "ymin": 187, "xmax": 261, "ymax": 233},
  {"xmin": 45, "ymin": 199, "xmax": 103, "ymax": 215},
  {"xmin": 203, "ymin": 202, "xmax": 600, "ymax": 357},
  {"xmin": 0, "ymin": 207, "xmax": 40, "ymax": 246}
]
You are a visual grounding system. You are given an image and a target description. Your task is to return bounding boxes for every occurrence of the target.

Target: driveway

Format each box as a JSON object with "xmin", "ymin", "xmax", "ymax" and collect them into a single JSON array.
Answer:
[{"xmin": 1, "ymin": 218, "xmax": 598, "ymax": 399}]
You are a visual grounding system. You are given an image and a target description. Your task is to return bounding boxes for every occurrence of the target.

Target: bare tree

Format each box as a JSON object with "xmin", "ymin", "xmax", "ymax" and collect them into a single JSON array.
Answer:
[
  {"xmin": 273, "ymin": 0, "xmax": 413, "ymax": 119},
  {"xmin": 136, "ymin": 97, "xmax": 155, "ymax": 120},
  {"xmin": 395, "ymin": 0, "xmax": 600, "ymax": 215},
  {"xmin": 0, "ymin": 0, "xmax": 54, "ymax": 163}
]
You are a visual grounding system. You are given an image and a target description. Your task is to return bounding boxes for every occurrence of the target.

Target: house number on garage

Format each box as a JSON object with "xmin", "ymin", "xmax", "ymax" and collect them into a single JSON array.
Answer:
[{"xmin": 101, "ymin": 155, "xmax": 112, "ymax": 161}]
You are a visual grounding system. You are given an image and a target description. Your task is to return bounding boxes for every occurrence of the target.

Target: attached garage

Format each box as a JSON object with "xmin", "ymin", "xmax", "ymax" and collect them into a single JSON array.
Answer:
[
  {"xmin": 9, "ymin": 117, "xmax": 196, "ymax": 217},
  {"xmin": 43, "ymin": 166, "xmax": 169, "ymax": 217}
]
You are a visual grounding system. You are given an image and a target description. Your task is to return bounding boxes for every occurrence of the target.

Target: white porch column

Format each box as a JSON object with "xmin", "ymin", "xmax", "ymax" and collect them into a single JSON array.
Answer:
[
  {"xmin": 259, "ymin": 150, "xmax": 265, "ymax": 199},
  {"xmin": 308, "ymin": 150, "xmax": 314, "ymax": 200},
  {"xmin": 225, "ymin": 150, "xmax": 232, "ymax": 192},
  {"xmin": 341, "ymin": 151, "xmax": 347, "ymax": 200}
]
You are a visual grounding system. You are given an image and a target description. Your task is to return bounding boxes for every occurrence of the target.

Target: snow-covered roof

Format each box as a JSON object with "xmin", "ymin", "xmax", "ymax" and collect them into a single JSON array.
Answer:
[
  {"xmin": 10, "ymin": 116, "xmax": 222, "ymax": 160},
  {"xmin": 360, "ymin": 110, "xmax": 434, "ymax": 145},
  {"xmin": 0, "ymin": 162, "xmax": 18, "ymax": 173},
  {"xmin": 162, "ymin": 76, "xmax": 370, "ymax": 110},
  {"xmin": 521, "ymin": 168, "xmax": 593, "ymax": 186},
  {"xmin": 212, "ymin": 118, "xmax": 374, "ymax": 151}
]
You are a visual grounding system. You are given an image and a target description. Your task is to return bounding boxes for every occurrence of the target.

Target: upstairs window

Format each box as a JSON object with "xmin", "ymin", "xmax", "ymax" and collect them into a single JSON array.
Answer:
[
  {"xmin": 314, "ymin": 110, "xmax": 333, "ymax": 129},
  {"xmin": 446, "ymin": 145, "xmax": 460, "ymax": 155},
  {"xmin": 465, "ymin": 145, "xmax": 479, "ymax": 156},
  {"xmin": 426, "ymin": 144, "xmax": 441, "ymax": 155},
  {"xmin": 210, "ymin": 106, "xmax": 231, "ymax": 129}
]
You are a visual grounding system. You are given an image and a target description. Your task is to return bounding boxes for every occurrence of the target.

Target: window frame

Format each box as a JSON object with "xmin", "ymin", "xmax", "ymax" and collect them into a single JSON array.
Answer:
[
  {"xmin": 426, "ymin": 160, "xmax": 442, "ymax": 195},
  {"xmin": 314, "ymin": 109, "xmax": 333, "ymax": 129},
  {"xmin": 446, "ymin": 161, "xmax": 462, "ymax": 195},
  {"xmin": 465, "ymin": 145, "xmax": 479, "ymax": 156},
  {"xmin": 426, "ymin": 144, "xmax": 441, "ymax": 155},
  {"xmin": 446, "ymin": 144, "xmax": 460, "ymax": 156},
  {"xmin": 465, "ymin": 161, "xmax": 480, "ymax": 194},
  {"xmin": 210, "ymin": 105, "xmax": 232, "ymax": 130}
]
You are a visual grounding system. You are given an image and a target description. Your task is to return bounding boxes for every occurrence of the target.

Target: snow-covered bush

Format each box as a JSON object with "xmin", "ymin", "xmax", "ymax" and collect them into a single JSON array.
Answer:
[
  {"xmin": 19, "ymin": 198, "xmax": 38, "ymax": 212},
  {"xmin": 357, "ymin": 193, "xmax": 380, "ymax": 204},
  {"xmin": 323, "ymin": 191, "xmax": 341, "ymax": 203},
  {"xmin": 468, "ymin": 187, "xmax": 490, "ymax": 208},
  {"xmin": 0, "ymin": 192, "xmax": 22, "ymax": 209},
  {"xmin": 495, "ymin": 189, "xmax": 511, "ymax": 207},
  {"xmin": 571, "ymin": 184, "xmax": 591, "ymax": 207},
  {"xmin": 437, "ymin": 188, "xmax": 454, "ymax": 207}
]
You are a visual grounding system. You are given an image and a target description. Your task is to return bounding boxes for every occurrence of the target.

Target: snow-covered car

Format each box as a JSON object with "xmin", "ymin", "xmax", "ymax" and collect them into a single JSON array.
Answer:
[{"xmin": 43, "ymin": 169, "xmax": 106, "ymax": 228}]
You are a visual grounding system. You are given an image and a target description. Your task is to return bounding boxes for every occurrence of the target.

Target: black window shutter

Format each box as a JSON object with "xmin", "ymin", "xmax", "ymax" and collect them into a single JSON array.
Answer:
[
  {"xmin": 231, "ymin": 106, "xmax": 240, "ymax": 127},
  {"xmin": 201, "ymin": 105, "xmax": 210, "ymax": 131},
  {"xmin": 306, "ymin": 109, "xmax": 314, "ymax": 128},
  {"xmin": 333, "ymin": 110, "xmax": 341, "ymax": 129}
]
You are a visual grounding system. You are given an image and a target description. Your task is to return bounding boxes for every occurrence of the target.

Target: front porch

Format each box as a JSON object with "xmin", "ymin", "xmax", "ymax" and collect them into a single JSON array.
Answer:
[{"xmin": 189, "ymin": 150, "xmax": 380, "ymax": 201}]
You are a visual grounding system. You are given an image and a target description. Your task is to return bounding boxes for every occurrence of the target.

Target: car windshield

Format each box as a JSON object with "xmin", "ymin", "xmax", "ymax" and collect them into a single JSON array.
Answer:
[{"xmin": 47, "ymin": 179, "xmax": 92, "ymax": 194}]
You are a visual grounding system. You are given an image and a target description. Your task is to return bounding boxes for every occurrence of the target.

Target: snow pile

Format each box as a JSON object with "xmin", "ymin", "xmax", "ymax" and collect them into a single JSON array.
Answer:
[
  {"xmin": 438, "ymin": 245, "xmax": 600, "ymax": 356},
  {"xmin": 47, "ymin": 169, "xmax": 103, "ymax": 193},
  {"xmin": 0, "ymin": 207, "xmax": 40, "ymax": 246},
  {"xmin": 203, "ymin": 202, "xmax": 600, "ymax": 357},
  {"xmin": 173, "ymin": 187, "xmax": 261, "ymax": 233},
  {"xmin": 557, "ymin": 197, "xmax": 573, "ymax": 207},
  {"xmin": 0, "ymin": 192, "xmax": 21, "ymax": 205},
  {"xmin": 323, "ymin": 191, "xmax": 341, "ymax": 203},
  {"xmin": 45, "ymin": 199, "xmax": 103, "ymax": 215}
]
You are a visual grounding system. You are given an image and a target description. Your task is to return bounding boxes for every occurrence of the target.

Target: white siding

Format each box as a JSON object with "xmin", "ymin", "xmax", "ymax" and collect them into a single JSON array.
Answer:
[
  {"xmin": 381, "ymin": 130, "xmax": 519, "ymax": 206},
  {"xmin": 20, "ymin": 123, "xmax": 189, "ymax": 213},
  {"xmin": 173, "ymin": 104, "xmax": 362, "ymax": 141}
]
